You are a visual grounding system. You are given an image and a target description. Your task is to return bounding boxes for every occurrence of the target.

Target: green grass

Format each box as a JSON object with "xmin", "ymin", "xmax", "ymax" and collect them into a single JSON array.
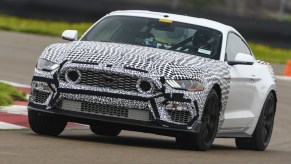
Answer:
[
  {"xmin": 285, "ymin": 14, "xmax": 291, "ymax": 22},
  {"xmin": 0, "ymin": 15, "xmax": 92, "ymax": 37},
  {"xmin": 0, "ymin": 14, "xmax": 290, "ymax": 64},
  {"xmin": 0, "ymin": 82, "xmax": 26, "ymax": 106},
  {"xmin": 249, "ymin": 43, "xmax": 291, "ymax": 64}
]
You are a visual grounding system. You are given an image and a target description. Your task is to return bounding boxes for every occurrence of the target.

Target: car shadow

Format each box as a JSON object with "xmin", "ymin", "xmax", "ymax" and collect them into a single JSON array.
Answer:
[
  {"xmin": 59, "ymin": 132, "xmax": 179, "ymax": 150},
  {"xmin": 52, "ymin": 129, "xmax": 238, "ymax": 151},
  {"xmin": 25, "ymin": 129, "xmax": 282, "ymax": 152}
]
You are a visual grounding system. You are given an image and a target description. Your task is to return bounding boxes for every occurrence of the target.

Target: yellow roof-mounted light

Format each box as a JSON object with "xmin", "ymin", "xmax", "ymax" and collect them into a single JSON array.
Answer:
[{"xmin": 159, "ymin": 18, "xmax": 173, "ymax": 23}]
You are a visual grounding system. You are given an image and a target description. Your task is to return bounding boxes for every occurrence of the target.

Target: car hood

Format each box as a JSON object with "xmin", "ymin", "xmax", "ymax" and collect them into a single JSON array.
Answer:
[{"xmin": 40, "ymin": 41, "xmax": 226, "ymax": 79}]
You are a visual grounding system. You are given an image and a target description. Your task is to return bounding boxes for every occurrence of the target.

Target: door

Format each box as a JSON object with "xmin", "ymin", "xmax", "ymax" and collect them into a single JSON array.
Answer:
[{"xmin": 221, "ymin": 33, "xmax": 258, "ymax": 131}]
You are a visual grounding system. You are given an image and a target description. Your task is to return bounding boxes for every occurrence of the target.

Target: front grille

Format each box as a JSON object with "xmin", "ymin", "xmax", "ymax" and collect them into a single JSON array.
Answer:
[
  {"xmin": 31, "ymin": 90, "xmax": 50, "ymax": 104},
  {"xmin": 167, "ymin": 110, "xmax": 192, "ymax": 124},
  {"xmin": 60, "ymin": 70, "xmax": 161, "ymax": 93},
  {"xmin": 82, "ymin": 102, "xmax": 128, "ymax": 118},
  {"xmin": 58, "ymin": 100, "xmax": 154, "ymax": 121},
  {"xmin": 61, "ymin": 70, "xmax": 139, "ymax": 92}
]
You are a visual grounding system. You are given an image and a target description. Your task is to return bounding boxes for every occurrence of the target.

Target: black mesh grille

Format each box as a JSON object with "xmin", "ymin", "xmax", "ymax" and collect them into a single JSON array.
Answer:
[
  {"xmin": 81, "ymin": 102, "xmax": 129, "ymax": 118},
  {"xmin": 167, "ymin": 110, "xmax": 192, "ymax": 124},
  {"xmin": 61, "ymin": 70, "xmax": 139, "ymax": 92},
  {"xmin": 57, "ymin": 100, "xmax": 154, "ymax": 121},
  {"xmin": 31, "ymin": 90, "xmax": 50, "ymax": 104},
  {"xmin": 81, "ymin": 71, "xmax": 139, "ymax": 91},
  {"xmin": 60, "ymin": 70, "xmax": 160, "ymax": 93}
]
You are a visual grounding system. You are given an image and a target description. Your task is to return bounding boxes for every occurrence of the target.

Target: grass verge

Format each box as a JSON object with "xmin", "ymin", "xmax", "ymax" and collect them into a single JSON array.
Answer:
[
  {"xmin": 249, "ymin": 43, "xmax": 291, "ymax": 64},
  {"xmin": 0, "ymin": 82, "xmax": 26, "ymax": 106},
  {"xmin": 0, "ymin": 15, "xmax": 92, "ymax": 38},
  {"xmin": 0, "ymin": 14, "xmax": 291, "ymax": 64}
]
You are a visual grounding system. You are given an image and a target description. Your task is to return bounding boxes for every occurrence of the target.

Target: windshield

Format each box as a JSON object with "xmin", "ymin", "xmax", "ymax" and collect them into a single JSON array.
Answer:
[{"xmin": 82, "ymin": 16, "xmax": 222, "ymax": 60}]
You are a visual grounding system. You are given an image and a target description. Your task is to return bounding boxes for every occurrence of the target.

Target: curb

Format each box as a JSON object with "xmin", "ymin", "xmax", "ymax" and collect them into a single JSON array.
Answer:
[
  {"xmin": 0, "ymin": 80, "xmax": 85, "ymax": 129},
  {"xmin": 0, "ymin": 80, "xmax": 30, "ymax": 88},
  {"xmin": 0, "ymin": 81, "xmax": 30, "ymax": 129},
  {"xmin": 275, "ymin": 76, "xmax": 291, "ymax": 81},
  {"xmin": 0, "ymin": 80, "xmax": 30, "ymax": 106},
  {"xmin": 0, "ymin": 106, "xmax": 29, "ymax": 129}
]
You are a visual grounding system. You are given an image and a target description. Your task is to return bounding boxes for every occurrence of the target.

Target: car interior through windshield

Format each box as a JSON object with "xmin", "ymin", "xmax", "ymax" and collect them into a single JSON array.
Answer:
[{"xmin": 82, "ymin": 16, "xmax": 222, "ymax": 60}]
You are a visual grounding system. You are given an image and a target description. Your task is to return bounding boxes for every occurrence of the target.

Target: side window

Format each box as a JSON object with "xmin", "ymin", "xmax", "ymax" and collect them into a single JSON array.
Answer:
[{"xmin": 226, "ymin": 33, "xmax": 251, "ymax": 61}]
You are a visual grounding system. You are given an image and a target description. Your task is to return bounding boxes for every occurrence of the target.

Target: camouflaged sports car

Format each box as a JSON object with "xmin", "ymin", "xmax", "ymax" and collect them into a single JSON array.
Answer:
[{"xmin": 28, "ymin": 10, "xmax": 277, "ymax": 151}]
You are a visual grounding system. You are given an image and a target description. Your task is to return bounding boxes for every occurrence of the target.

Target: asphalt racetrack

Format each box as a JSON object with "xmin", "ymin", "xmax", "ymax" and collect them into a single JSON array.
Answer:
[{"xmin": 0, "ymin": 31, "xmax": 291, "ymax": 163}]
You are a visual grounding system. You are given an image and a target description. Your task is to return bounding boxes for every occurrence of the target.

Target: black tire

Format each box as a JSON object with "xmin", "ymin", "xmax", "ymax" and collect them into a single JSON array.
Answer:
[
  {"xmin": 90, "ymin": 125, "xmax": 121, "ymax": 136},
  {"xmin": 28, "ymin": 109, "xmax": 67, "ymax": 136},
  {"xmin": 176, "ymin": 89, "xmax": 220, "ymax": 151},
  {"xmin": 235, "ymin": 92, "xmax": 276, "ymax": 151}
]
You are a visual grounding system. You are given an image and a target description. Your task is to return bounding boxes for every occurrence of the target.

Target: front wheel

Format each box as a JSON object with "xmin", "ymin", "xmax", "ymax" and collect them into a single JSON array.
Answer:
[
  {"xmin": 235, "ymin": 92, "xmax": 276, "ymax": 151},
  {"xmin": 176, "ymin": 89, "xmax": 220, "ymax": 151},
  {"xmin": 28, "ymin": 109, "xmax": 67, "ymax": 136}
]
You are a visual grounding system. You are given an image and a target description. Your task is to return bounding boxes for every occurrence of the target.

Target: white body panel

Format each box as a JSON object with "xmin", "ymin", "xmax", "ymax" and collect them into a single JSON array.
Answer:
[{"xmin": 218, "ymin": 61, "xmax": 276, "ymax": 137}]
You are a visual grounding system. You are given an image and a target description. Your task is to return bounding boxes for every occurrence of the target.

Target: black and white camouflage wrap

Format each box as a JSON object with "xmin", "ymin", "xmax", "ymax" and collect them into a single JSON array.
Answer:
[
  {"xmin": 30, "ymin": 41, "xmax": 232, "ymax": 130},
  {"xmin": 257, "ymin": 60, "xmax": 276, "ymax": 82}
]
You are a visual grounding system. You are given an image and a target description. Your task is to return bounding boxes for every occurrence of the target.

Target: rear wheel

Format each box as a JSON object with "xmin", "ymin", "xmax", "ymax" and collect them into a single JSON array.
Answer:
[
  {"xmin": 90, "ymin": 125, "xmax": 121, "ymax": 136},
  {"xmin": 235, "ymin": 92, "xmax": 276, "ymax": 151},
  {"xmin": 28, "ymin": 109, "xmax": 67, "ymax": 136},
  {"xmin": 176, "ymin": 89, "xmax": 220, "ymax": 151}
]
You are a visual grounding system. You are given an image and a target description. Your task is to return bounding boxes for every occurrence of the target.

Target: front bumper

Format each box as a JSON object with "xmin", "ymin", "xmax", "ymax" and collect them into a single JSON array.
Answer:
[
  {"xmin": 28, "ymin": 106, "xmax": 201, "ymax": 136},
  {"xmin": 29, "ymin": 62, "xmax": 202, "ymax": 133}
]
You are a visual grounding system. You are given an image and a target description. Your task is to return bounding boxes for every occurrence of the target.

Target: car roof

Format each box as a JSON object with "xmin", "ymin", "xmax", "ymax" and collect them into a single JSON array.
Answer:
[{"xmin": 109, "ymin": 10, "xmax": 238, "ymax": 34}]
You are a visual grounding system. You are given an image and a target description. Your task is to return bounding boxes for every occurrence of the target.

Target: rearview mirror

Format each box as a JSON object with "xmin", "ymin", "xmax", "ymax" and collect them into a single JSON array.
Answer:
[
  {"xmin": 228, "ymin": 53, "xmax": 255, "ymax": 66},
  {"xmin": 62, "ymin": 30, "xmax": 78, "ymax": 41}
]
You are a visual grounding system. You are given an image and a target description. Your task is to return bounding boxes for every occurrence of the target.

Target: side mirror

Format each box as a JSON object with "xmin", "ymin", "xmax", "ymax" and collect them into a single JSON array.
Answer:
[
  {"xmin": 62, "ymin": 30, "xmax": 78, "ymax": 41},
  {"xmin": 228, "ymin": 53, "xmax": 255, "ymax": 66}
]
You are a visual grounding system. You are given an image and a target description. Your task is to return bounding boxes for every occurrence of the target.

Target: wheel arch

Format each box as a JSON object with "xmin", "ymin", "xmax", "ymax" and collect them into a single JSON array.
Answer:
[
  {"xmin": 212, "ymin": 84, "xmax": 222, "ymax": 102},
  {"xmin": 212, "ymin": 84, "xmax": 222, "ymax": 112},
  {"xmin": 211, "ymin": 83, "xmax": 229, "ymax": 131},
  {"xmin": 270, "ymin": 90, "xmax": 277, "ymax": 112},
  {"xmin": 264, "ymin": 85, "xmax": 277, "ymax": 109},
  {"xmin": 254, "ymin": 83, "xmax": 277, "ymax": 119},
  {"xmin": 270, "ymin": 90, "xmax": 277, "ymax": 102}
]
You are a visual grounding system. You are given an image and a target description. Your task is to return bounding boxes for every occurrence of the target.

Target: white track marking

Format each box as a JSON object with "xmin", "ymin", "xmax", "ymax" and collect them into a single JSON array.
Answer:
[
  {"xmin": 276, "ymin": 76, "xmax": 291, "ymax": 81},
  {"xmin": 0, "ymin": 122, "xmax": 26, "ymax": 129},
  {"xmin": 0, "ymin": 106, "xmax": 28, "ymax": 115},
  {"xmin": 0, "ymin": 80, "xmax": 30, "ymax": 88}
]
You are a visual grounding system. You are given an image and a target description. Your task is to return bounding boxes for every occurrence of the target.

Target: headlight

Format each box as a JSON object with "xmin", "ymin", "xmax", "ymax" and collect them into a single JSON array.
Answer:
[
  {"xmin": 166, "ymin": 80, "xmax": 204, "ymax": 91},
  {"xmin": 36, "ymin": 59, "xmax": 59, "ymax": 71}
]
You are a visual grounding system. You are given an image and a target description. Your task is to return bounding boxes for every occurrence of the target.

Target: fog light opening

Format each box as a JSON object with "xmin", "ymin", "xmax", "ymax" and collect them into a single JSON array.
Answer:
[
  {"xmin": 140, "ymin": 81, "xmax": 151, "ymax": 92},
  {"xmin": 65, "ymin": 69, "xmax": 81, "ymax": 83},
  {"xmin": 32, "ymin": 82, "xmax": 52, "ymax": 92},
  {"xmin": 165, "ymin": 103, "xmax": 188, "ymax": 111},
  {"xmin": 137, "ymin": 79, "xmax": 153, "ymax": 93}
]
